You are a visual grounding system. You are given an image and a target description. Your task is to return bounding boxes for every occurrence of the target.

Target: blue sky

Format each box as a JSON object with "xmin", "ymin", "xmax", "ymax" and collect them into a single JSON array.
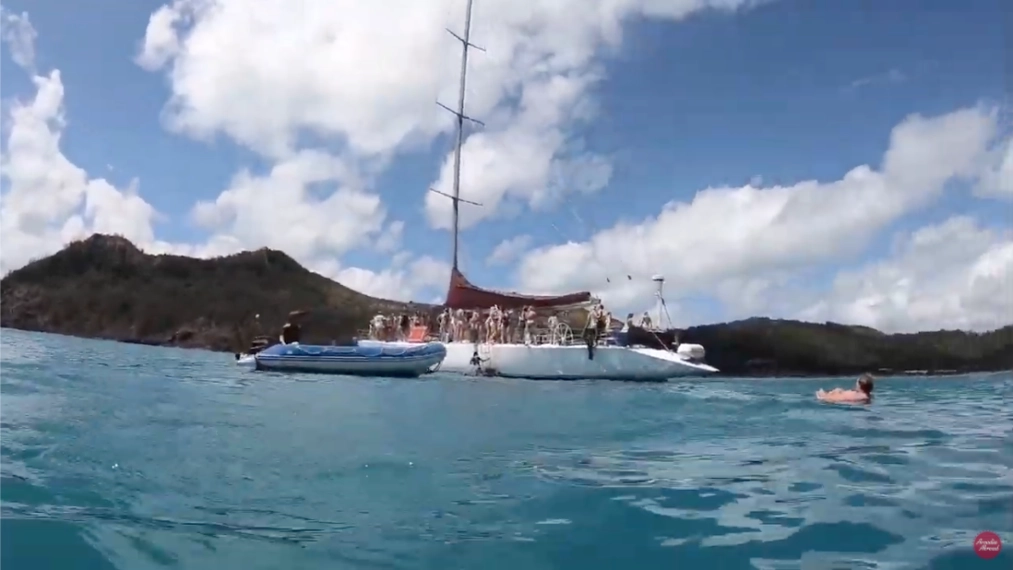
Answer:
[{"xmin": 1, "ymin": 0, "xmax": 1010, "ymax": 331}]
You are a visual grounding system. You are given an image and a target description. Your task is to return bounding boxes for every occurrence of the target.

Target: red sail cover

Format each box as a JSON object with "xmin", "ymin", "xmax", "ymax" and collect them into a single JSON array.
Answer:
[{"xmin": 445, "ymin": 268, "xmax": 593, "ymax": 310}]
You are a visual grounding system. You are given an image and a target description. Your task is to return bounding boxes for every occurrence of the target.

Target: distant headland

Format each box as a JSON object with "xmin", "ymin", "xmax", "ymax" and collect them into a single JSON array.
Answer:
[{"xmin": 2, "ymin": 234, "xmax": 1010, "ymax": 377}]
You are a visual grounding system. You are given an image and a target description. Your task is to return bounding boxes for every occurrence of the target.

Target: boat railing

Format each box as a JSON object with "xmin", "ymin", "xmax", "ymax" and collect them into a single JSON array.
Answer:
[{"xmin": 358, "ymin": 321, "xmax": 622, "ymax": 347}]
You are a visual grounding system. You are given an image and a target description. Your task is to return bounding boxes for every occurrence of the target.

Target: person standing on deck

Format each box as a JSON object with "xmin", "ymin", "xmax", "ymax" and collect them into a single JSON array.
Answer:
[
  {"xmin": 505, "ymin": 309, "xmax": 516, "ymax": 343},
  {"xmin": 399, "ymin": 313, "xmax": 410, "ymax": 341},
  {"xmin": 369, "ymin": 313, "xmax": 384, "ymax": 340},
  {"xmin": 469, "ymin": 310, "xmax": 481, "ymax": 343},
  {"xmin": 547, "ymin": 313, "xmax": 559, "ymax": 344},
  {"xmin": 596, "ymin": 307, "xmax": 609, "ymax": 344},
  {"xmin": 436, "ymin": 309, "xmax": 447, "ymax": 342},
  {"xmin": 487, "ymin": 305, "xmax": 502, "ymax": 343},
  {"xmin": 640, "ymin": 311, "xmax": 653, "ymax": 329},
  {"xmin": 523, "ymin": 306, "xmax": 537, "ymax": 345},
  {"xmin": 500, "ymin": 307, "xmax": 510, "ymax": 344}
]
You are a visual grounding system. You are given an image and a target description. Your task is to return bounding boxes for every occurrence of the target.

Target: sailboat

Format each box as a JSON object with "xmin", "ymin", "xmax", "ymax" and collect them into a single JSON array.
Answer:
[{"xmin": 419, "ymin": 0, "xmax": 719, "ymax": 380}]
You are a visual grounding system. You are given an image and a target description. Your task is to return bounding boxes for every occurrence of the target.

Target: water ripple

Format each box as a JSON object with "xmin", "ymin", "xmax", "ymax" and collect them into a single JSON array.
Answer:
[{"xmin": 2, "ymin": 330, "xmax": 1011, "ymax": 570}]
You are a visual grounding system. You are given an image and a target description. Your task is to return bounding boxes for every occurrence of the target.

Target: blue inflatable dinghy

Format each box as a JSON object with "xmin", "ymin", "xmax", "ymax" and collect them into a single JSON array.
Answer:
[{"xmin": 251, "ymin": 341, "xmax": 447, "ymax": 377}]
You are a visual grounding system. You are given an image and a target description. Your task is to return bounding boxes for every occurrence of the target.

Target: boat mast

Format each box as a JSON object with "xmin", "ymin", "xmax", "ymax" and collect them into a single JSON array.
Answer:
[{"xmin": 430, "ymin": 0, "xmax": 485, "ymax": 271}]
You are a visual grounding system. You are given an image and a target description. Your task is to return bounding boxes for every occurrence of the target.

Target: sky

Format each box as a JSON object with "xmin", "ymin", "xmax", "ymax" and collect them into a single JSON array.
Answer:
[{"xmin": 0, "ymin": 0, "xmax": 1010, "ymax": 333}]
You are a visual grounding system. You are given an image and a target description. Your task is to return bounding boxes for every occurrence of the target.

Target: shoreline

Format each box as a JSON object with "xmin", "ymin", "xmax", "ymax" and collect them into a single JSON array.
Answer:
[
  {"xmin": 2, "ymin": 235, "xmax": 1010, "ymax": 379},
  {"xmin": 3, "ymin": 326, "xmax": 1008, "ymax": 379}
]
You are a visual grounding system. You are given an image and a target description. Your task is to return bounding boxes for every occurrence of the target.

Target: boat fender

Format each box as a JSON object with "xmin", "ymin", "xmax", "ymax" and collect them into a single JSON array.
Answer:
[{"xmin": 676, "ymin": 343, "xmax": 706, "ymax": 361}]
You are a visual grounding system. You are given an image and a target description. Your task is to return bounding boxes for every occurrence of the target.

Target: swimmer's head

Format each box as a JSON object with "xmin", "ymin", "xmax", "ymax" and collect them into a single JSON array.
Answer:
[{"xmin": 856, "ymin": 373, "xmax": 874, "ymax": 395}]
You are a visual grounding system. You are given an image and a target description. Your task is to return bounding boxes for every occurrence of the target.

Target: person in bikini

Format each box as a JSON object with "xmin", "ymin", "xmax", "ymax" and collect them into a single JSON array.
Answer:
[
  {"xmin": 817, "ymin": 373, "xmax": 874, "ymax": 404},
  {"xmin": 436, "ymin": 309, "xmax": 448, "ymax": 342},
  {"xmin": 369, "ymin": 313, "xmax": 383, "ymax": 340},
  {"xmin": 469, "ymin": 310, "xmax": 481, "ymax": 343},
  {"xmin": 547, "ymin": 312, "xmax": 559, "ymax": 344},
  {"xmin": 523, "ymin": 306, "xmax": 537, "ymax": 345},
  {"xmin": 500, "ymin": 309, "xmax": 510, "ymax": 343},
  {"xmin": 451, "ymin": 308, "xmax": 464, "ymax": 342},
  {"xmin": 640, "ymin": 311, "xmax": 653, "ymax": 329},
  {"xmin": 486, "ymin": 305, "xmax": 502, "ymax": 342}
]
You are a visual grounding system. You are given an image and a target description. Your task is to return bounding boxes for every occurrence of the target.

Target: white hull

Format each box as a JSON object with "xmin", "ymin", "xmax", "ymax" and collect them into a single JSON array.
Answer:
[{"xmin": 368, "ymin": 341, "xmax": 718, "ymax": 381}]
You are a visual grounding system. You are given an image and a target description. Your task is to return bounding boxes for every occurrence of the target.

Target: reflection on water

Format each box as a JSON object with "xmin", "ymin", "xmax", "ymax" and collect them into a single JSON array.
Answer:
[{"xmin": 1, "ymin": 330, "xmax": 1011, "ymax": 570}]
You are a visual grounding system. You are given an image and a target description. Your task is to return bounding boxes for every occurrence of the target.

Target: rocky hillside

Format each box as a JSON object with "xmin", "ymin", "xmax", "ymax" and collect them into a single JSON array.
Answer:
[
  {"xmin": 680, "ymin": 317, "xmax": 1013, "ymax": 376},
  {"xmin": 2, "ymin": 234, "xmax": 1010, "ymax": 375},
  {"xmin": 0, "ymin": 235, "xmax": 420, "ymax": 352}
]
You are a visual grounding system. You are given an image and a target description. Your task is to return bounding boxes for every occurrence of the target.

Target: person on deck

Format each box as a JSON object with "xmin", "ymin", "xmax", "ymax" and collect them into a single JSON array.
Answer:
[
  {"xmin": 280, "ymin": 310, "xmax": 306, "ymax": 345},
  {"xmin": 454, "ymin": 308, "xmax": 466, "ymax": 341},
  {"xmin": 817, "ymin": 373, "xmax": 874, "ymax": 404},
  {"xmin": 523, "ymin": 306, "xmax": 537, "ymax": 345},
  {"xmin": 487, "ymin": 305, "xmax": 502, "ymax": 343},
  {"xmin": 596, "ymin": 306, "xmax": 609, "ymax": 342},
  {"xmin": 399, "ymin": 313, "xmax": 410, "ymax": 341},
  {"xmin": 640, "ymin": 311, "xmax": 653, "ymax": 329},
  {"xmin": 500, "ymin": 308, "xmax": 511, "ymax": 344},
  {"xmin": 370, "ymin": 313, "xmax": 385, "ymax": 340},
  {"xmin": 547, "ymin": 313, "xmax": 560, "ymax": 344},
  {"xmin": 437, "ymin": 309, "xmax": 449, "ymax": 342},
  {"xmin": 469, "ymin": 310, "xmax": 481, "ymax": 343}
]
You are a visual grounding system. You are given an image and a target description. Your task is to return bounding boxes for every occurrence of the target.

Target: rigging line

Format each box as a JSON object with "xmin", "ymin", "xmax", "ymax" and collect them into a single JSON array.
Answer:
[
  {"xmin": 557, "ymin": 192, "xmax": 639, "ymax": 289},
  {"xmin": 546, "ymin": 220, "xmax": 675, "ymax": 353}
]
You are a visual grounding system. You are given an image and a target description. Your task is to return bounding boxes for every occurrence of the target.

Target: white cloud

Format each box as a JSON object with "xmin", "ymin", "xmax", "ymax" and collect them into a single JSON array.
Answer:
[
  {"xmin": 423, "ymin": 74, "xmax": 614, "ymax": 230},
  {"xmin": 0, "ymin": 8, "xmax": 37, "ymax": 71},
  {"xmin": 374, "ymin": 220, "xmax": 405, "ymax": 254},
  {"xmin": 974, "ymin": 137, "xmax": 1013, "ymax": 201},
  {"xmin": 135, "ymin": 5, "xmax": 185, "ymax": 71},
  {"xmin": 848, "ymin": 68, "xmax": 906, "ymax": 91},
  {"xmin": 0, "ymin": 66, "xmax": 160, "ymax": 275},
  {"xmin": 136, "ymin": 0, "xmax": 754, "ymax": 236},
  {"xmin": 309, "ymin": 254, "xmax": 451, "ymax": 303},
  {"xmin": 0, "ymin": 14, "xmax": 435, "ymax": 304},
  {"xmin": 3, "ymin": 2, "xmax": 1009, "ymax": 334},
  {"xmin": 188, "ymin": 150, "xmax": 394, "ymax": 262},
  {"xmin": 515, "ymin": 105, "xmax": 1009, "ymax": 330},
  {"xmin": 486, "ymin": 234, "xmax": 532, "ymax": 266},
  {"xmin": 124, "ymin": 0, "xmax": 769, "ymax": 307},
  {"xmin": 800, "ymin": 216, "xmax": 1013, "ymax": 332}
]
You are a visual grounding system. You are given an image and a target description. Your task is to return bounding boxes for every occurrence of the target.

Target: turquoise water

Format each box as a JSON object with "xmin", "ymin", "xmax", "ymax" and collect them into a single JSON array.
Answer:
[{"xmin": 1, "ymin": 330, "xmax": 1010, "ymax": 570}]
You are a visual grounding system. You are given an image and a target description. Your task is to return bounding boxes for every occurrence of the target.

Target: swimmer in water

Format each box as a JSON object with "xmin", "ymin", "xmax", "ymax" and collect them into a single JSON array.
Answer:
[{"xmin": 817, "ymin": 373, "xmax": 874, "ymax": 404}]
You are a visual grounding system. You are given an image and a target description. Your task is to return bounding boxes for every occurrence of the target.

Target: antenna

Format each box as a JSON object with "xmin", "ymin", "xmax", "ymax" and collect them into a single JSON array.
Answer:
[
  {"xmin": 652, "ymin": 274, "xmax": 671, "ymax": 329},
  {"xmin": 429, "ymin": 0, "xmax": 485, "ymax": 270}
]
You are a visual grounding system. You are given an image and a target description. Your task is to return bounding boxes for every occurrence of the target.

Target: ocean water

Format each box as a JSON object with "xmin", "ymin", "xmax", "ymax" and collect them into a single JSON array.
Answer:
[{"xmin": 1, "ymin": 330, "xmax": 1010, "ymax": 570}]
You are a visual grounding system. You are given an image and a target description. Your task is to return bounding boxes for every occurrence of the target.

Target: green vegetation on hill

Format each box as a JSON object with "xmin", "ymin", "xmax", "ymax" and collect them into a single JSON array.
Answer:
[
  {"xmin": 0, "ymin": 234, "xmax": 420, "ymax": 351},
  {"xmin": 679, "ymin": 318, "xmax": 1012, "ymax": 376},
  {"xmin": 2, "ymin": 234, "xmax": 1010, "ymax": 376}
]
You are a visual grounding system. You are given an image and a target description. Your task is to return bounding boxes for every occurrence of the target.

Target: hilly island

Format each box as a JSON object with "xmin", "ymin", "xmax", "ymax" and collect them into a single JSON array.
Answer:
[{"xmin": 1, "ymin": 234, "xmax": 1010, "ymax": 377}]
